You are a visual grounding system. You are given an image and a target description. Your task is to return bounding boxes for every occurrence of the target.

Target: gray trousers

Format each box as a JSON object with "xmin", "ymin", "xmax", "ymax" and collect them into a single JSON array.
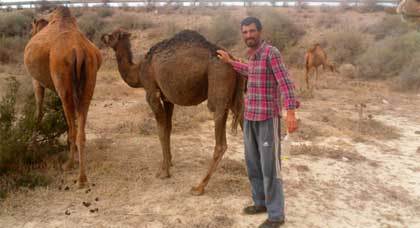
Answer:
[{"xmin": 244, "ymin": 116, "xmax": 285, "ymax": 221}]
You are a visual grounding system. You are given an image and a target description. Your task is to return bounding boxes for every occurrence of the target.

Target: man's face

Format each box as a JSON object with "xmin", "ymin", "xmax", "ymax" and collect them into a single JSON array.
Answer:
[{"xmin": 241, "ymin": 23, "xmax": 261, "ymax": 48}]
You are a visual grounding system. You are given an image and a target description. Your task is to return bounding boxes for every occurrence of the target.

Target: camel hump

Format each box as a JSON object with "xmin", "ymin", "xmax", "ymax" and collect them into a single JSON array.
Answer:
[{"xmin": 145, "ymin": 30, "xmax": 220, "ymax": 61}]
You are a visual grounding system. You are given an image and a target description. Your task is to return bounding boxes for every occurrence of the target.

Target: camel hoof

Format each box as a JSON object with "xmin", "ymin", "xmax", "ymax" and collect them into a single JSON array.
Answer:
[
  {"xmin": 62, "ymin": 160, "xmax": 74, "ymax": 171},
  {"xmin": 78, "ymin": 175, "xmax": 88, "ymax": 189},
  {"xmin": 155, "ymin": 170, "xmax": 171, "ymax": 179},
  {"xmin": 190, "ymin": 186, "xmax": 205, "ymax": 196}
]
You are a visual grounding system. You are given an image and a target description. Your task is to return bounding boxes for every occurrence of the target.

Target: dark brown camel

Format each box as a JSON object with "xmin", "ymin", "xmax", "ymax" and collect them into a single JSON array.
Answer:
[
  {"xmin": 24, "ymin": 7, "xmax": 102, "ymax": 187},
  {"xmin": 101, "ymin": 29, "xmax": 244, "ymax": 195}
]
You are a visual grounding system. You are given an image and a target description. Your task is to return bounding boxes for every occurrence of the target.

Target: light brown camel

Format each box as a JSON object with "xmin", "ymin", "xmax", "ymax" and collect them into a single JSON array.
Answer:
[
  {"xmin": 397, "ymin": 0, "xmax": 420, "ymax": 23},
  {"xmin": 304, "ymin": 43, "xmax": 337, "ymax": 89},
  {"xmin": 101, "ymin": 29, "xmax": 244, "ymax": 195},
  {"xmin": 24, "ymin": 6, "xmax": 102, "ymax": 188}
]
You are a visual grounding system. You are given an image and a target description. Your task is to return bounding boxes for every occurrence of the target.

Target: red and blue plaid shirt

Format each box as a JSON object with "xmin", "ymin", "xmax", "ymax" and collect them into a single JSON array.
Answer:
[{"xmin": 231, "ymin": 41, "xmax": 297, "ymax": 121}]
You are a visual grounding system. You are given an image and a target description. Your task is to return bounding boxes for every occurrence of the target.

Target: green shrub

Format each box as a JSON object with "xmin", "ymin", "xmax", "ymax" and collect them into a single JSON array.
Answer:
[
  {"xmin": 357, "ymin": 32, "xmax": 420, "ymax": 79},
  {"xmin": 0, "ymin": 77, "xmax": 67, "ymax": 173},
  {"xmin": 364, "ymin": 15, "xmax": 410, "ymax": 40},
  {"xmin": 207, "ymin": 13, "xmax": 239, "ymax": 48},
  {"xmin": 323, "ymin": 28, "xmax": 367, "ymax": 64},
  {"xmin": 247, "ymin": 9, "xmax": 305, "ymax": 51}
]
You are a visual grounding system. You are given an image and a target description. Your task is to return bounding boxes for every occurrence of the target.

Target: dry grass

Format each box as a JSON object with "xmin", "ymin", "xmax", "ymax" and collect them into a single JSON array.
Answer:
[
  {"xmin": 322, "ymin": 27, "xmax": 367, "ymax": 64},
  {"xmin": 357, "ymin": 31, "xmax": 420, "ymax": 80},
  {"xmin": 364, "ymin": 14, "xmax": 410, "ymax": 40},
  {"xmin": 290, "ymin": 144, "xmax": 367, "ymax": 162},
  {"xmin": 247, "ymin": 8, "xmax": 305, "ymax": 51}
]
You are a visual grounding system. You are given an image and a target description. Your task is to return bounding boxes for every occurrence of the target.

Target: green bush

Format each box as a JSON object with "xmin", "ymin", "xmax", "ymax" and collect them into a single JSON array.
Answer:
[
  {"xmin": 364, "ymin": 15, "xmax": 410, "ymax": 40},
  {"xmin": 357, "ymin": 32, "xmax": 420, "ymax": 79},
  {"xmin": 247, "ymin": 9, "xmax": 305, "ymax": 51},
  {"xmin": 207, "ymin": 13, "xmax": 239, "ymax": 48},
  {"xmin": 323, "ymin": 28, "xmax": 367, "ymax": 64},
  {"xmin": 0, "ymin": 77, "xmax": 67, "ymax": 173}
]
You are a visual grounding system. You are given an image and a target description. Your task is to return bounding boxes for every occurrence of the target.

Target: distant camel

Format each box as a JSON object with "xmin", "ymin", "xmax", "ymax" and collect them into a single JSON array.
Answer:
[
  {"xmin": 304, "ymin": 43, "xmax": 337, "ymax": 89},
  {"xmin": 24, "ymin": 7, "xmax": 102, "ymax": 187},
  {"xmin": 101, "ymin": 29, "xmax": 244, "ymax": 195}
]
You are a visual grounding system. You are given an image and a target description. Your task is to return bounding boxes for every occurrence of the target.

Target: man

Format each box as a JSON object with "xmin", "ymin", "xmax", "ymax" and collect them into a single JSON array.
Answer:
[{"xmin": 217, "ymin": 17, "xmax": 298, "ymax": 228}]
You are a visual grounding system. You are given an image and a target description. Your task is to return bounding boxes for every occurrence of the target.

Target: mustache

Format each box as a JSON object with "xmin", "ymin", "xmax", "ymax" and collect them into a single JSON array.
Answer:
[{"xmin": 246, "ymin": 38, "xmax": 256, "ymax": 42}]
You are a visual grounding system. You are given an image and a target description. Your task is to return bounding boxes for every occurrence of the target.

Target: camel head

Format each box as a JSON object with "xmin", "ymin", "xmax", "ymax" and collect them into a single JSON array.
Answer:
[
  {"xmin": 30, "ymin": 18, "xmax": 49, "ymax": 37},
  {"xmin": 101, "ymin": 29, "xmax": 132, "ymax": 49},
  {"xmin": 397, "ymin": 0, "xmax": 420, "ymax": 23}
]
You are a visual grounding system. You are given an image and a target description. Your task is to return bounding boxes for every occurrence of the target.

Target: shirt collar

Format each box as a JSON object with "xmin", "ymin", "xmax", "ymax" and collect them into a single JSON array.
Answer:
[{"xmin": 247, "ymin": 40, "xmax": 266, "ymax": 58}]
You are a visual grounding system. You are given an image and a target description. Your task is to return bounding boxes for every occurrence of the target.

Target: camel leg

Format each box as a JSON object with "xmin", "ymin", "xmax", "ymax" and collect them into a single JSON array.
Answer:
[
  {"xmin": 147, "ymin": 92, "xmax": 172, "ymax": 179},
  {"xmin": 190, "ymin": 109, "xmax": 228, "ymax": 196},
  {"xmin": 30, "ymin": 79, "xmax": 45, "ymax": 145},
  {"xmin": 32, "ymin": 79, "xmax": 45, "ymax": 128},
  {"xmin": 315, "ymin": 67, "xmax": 319, "ymax": 88},
  {"xmin": 305, "ymin": 68, "xmax": 310, "ymax": 90},
  {"xmin": 164, "ymin": 101, "xmax": 174, "ymax": 166},
  {"xmin": 59, "ymin": 93, "xmax": 77, "ymax": 172},
  {"xmin": 75, "ymin": 107, "xmax": 89, "ymax": 188}
]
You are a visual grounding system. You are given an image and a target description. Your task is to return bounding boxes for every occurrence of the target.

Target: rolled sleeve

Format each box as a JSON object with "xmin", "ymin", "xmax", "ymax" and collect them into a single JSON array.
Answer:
[{"xmin": 230, "ymin": 61, "xmax": 249, "ymax": 78}]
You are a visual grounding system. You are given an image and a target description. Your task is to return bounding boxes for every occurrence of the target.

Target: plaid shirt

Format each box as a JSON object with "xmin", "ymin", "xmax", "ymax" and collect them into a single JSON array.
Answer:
[{"xmin": 231, "ymin": 41, "xmax": 297, "ymax": 121}]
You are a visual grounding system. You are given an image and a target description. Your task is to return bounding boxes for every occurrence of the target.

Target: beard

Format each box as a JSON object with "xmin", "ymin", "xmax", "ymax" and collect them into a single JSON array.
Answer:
[{"xmin": 245, "ymin": 38, "xmax": 259, "ymax": 48}]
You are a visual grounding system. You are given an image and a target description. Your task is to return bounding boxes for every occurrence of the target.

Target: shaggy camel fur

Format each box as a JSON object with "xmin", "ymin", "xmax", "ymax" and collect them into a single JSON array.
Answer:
[
  {"xmin": 304, "ymin": 43, "xmax": 337, "ymax": 89},
  {"xmin": 101, "ymin": 29, "xmax": 244, "ymax": 195},
  {"xmin": 24, "ymin": 7, "xmax": 102, "ymax": 187}
]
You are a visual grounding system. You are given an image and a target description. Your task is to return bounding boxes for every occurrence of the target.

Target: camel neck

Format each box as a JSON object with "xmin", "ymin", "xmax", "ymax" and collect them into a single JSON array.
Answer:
[{"xmin": 114, "ymin": 40, "xmax": 143, "ymax": 88}]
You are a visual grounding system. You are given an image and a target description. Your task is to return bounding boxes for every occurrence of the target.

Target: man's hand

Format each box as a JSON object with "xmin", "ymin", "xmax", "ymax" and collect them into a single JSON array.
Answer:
[
  {"xmin": 286, "ymin": 110, "xmax": 298, "ymax": 133},
  {"xmin": 217, "ymin": 50, "xmax": 233, "ymax": 64}
]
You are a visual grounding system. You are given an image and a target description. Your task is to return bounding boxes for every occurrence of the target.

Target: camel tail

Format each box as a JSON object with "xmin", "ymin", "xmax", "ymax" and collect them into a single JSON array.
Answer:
[
  {"xmin": 230, "ymin": 73, "xmax": 245, "ymax": 134},
  {"xmin": 71, "ymin": 49, "xmax": 87, "ymax": 111}
]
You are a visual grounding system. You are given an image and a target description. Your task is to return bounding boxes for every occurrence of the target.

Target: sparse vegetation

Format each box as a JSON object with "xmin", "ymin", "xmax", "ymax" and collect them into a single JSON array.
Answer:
[
  {"xmin": 114, "ymin": 14, "xmax": 156, "ymax": 30},
  {"xmin": 0, "ymin": 77, "xmax": 66, "ymax": 198},
  {"xmin": 316, "ymin": 13, "xmax": 340, "ymax": 28},
  {"xmin": 323, "ymin": 28, "xmax": 367, "ymax": 64},
  {"xmin": 364, "ymin": 15, "xmax": 410, "ymax": 40},
  {"xmin": 247, "ymin": 8, "xmax": 305, "ymax": 51},
  {"xmin": 357, "ymin": 32, "xmax": 420, "ymax": 80},
  {"xmin": 0, "ymin": 10, "xmax": 34, "ymax": 64},
  {"xmin": 0, "ymin": 10, "xmax": 34, "ymax": 37},
  {"xmin": 397, "ymin": 53, "xmax": 420, "ymax": 92},
  {"xmin": 207, "ymin": 13, "xmax": 239, "ymax": 48}
]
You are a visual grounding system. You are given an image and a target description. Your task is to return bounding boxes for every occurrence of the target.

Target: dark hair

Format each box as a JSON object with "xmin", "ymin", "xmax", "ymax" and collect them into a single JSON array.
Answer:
[{"xmin": 240, "ymin": 17, "xmax": 262, "ymax": 31}]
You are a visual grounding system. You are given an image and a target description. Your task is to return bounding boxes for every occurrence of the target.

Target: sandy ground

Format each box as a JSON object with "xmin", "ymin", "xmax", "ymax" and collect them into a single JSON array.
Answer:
[
  {"xmin": 1, "ymin": 64, "xmax": 419, "ymax": 228},
  {"xmin": 1, "ymin": 7, "xmax": 420, "ymax": 228}
]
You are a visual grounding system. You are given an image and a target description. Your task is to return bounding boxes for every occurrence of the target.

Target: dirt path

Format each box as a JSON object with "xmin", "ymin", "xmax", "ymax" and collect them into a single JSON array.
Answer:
[{"xmin": 1, "ymin": 65, "xmax": 419, "ymax": 227}]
